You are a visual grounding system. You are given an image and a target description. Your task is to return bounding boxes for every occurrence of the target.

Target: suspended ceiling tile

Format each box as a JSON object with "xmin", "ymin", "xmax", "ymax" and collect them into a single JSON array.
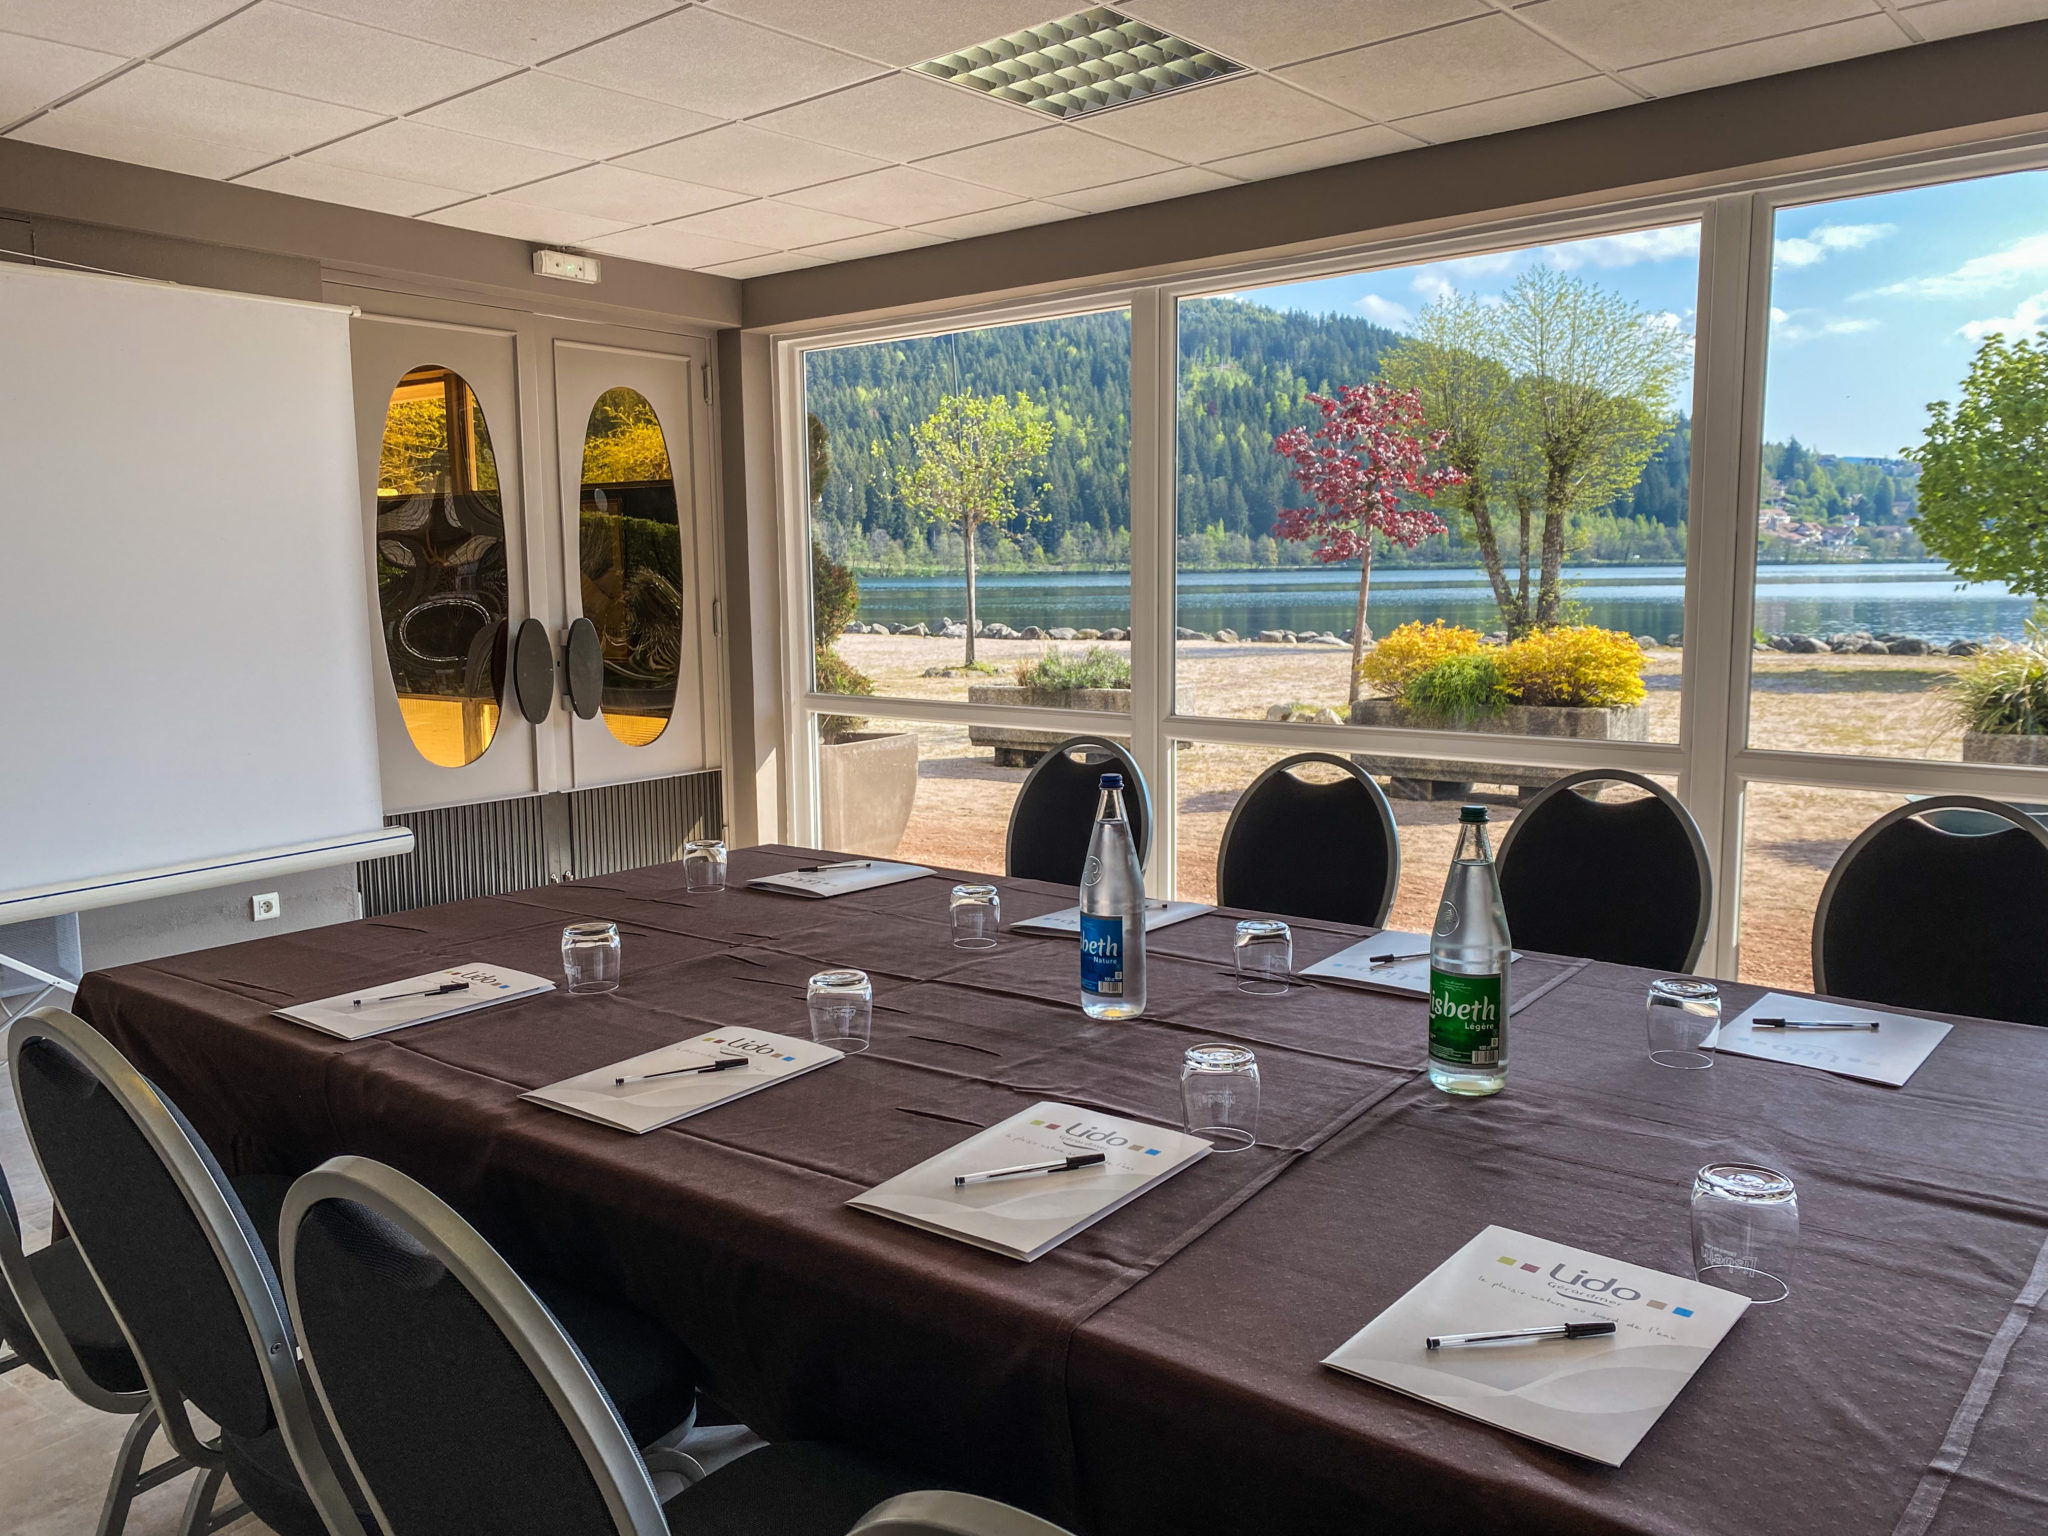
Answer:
[
  {"xmin": 1903, "ymin": 0, "xmax": 2048, "ymax": 40},
  {"xmin": 666, "ymin": 198, "xmax": 891, "ymax": 248},
  {"xmin": 8, "ymin": 113, "xmax": 271, "ymax": 178},
  {"xmin": 755, "ymin": 71, "xmax": 1039, "ymax": 164},
  {"xmin": 915, "ymin": 125, "xmax": 1182, "ymax": 199},
  {"xmin": 307, "ymin": 118, "xmax": 585, "ymax": 193},
  {"xmin": 783, "ymin": 164, "xmax": 1015, "ymax": 225},
  {"xmin": 1122, "ymin": 0, "xmax": 1487, "ymax": 69},
  {"xmin": 1050, "ymin": 164, "xmax": 1238, "ymax": 212},
  {"xmin": 616, "ymin": 122, "xmax": 890, "ymax": 197},
  {"xmin": 0, "ymin": 0, "xmax": 246, "ymax": 56},
  {"xmin": 283, "ymin": 0, "xmax": 677, "ymax": 67},
  {"xmin": 913, "ymin": 200, "xmax": 1079, "ymax": 239},
  {"xmin": 1279, "ymin": 13, "xmax": 1589, "ymax": 122},
  {"xmin": 1078, "ymin": 73, "xmax": 1368, "ymax": 162},
  {"xmin": 235, "ymin": 156, "xmax": 471, "ymax": 215},
  {"xmin": 1620, "ymin": 14, "xmax": 1910, "ymax": 95},
  {"xmin": 704, "ymin": 0, "xmax": 1066, "ymax": 67},
  {"xmin": 1394, "ymin": 74, "xmax": 1636, "ymax": 144},
  {"xmin": 1521, "ymin": 0, "xmax": 1885, "ymax": 73},
  {"xmin": 417, "ymin": 70, "xmax": 722, "ymax": 161},
  {"xmin": 420, "ymin": 195, "xmax": 631, "ymax": 244},
  {"xmin": 20, "ymin": 63, "xmax": 382, "ymax": 156},
  {"xmin": 0, "ymin": 32, "xmax": 124, "ymax": 124},
  {"xmin": 1203, "ymin": 122, "xmax": 1420, "ymax": 179},
  {"xmin": 546, "ymin": 8, "xmax": 882, "ymax": 120},
  {"xmin": 800, "ymin": 227, "xmax": 948, "ymax": 261},
  {"xmin": 158, "ymin": 2, "xmax": 512, "ymax": 116},
  {"xmin": 699, "ymin": 250, "xmax": 828, "ymax": 278},
  {"xmin": 509, "ymin": 163, "xmax": 746, "ymax": 222},
  {"xmin": 583, "ymin": 222, "xmax": 775, "ymax": 268}
]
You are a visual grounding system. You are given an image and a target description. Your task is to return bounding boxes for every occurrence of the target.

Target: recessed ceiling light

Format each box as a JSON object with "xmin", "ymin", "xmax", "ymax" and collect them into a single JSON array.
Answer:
[{"xmin": 914, "ymin": 7, "xmax": 1242, "ymax": 122}]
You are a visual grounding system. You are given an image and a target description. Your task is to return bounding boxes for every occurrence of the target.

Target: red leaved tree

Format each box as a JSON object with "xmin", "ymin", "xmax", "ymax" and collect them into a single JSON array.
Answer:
[{"xmin": 1271, "ymin": 384, "xmax": 1465, "ymax": 707}]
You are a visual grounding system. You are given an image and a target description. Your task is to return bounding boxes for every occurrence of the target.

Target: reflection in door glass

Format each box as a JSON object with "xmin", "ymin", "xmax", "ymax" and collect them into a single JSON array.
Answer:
[
  {"xmin": 376, "ymin": 364, "xmax": 508, "ymax": 767},
  {"xmin": 579, "ymin": 387, "xmax": 681, "ymax": 745}
]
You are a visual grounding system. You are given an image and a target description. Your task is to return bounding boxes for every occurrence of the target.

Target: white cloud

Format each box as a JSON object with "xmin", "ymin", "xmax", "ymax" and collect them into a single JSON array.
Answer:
[
  {"xmin": 1771, "ymin": 307, "xmax": 1879, "ymax": 342},
  {"xmin": 1436, "ymin": 250, "xmax": 1517, "ymax": 277},
  {"xmin": 1773, "ymin": 222, "xmax": 1895, "ymax": 269},
  {"xmin": 1864, "ymin": 230, "xmax": 2048, "ymax": 298},
  {"xmin": 1410, "ymin": 273, "xmax": 1456, "ymax": 303},
  {"xmin": 1548, "ymin": 225, "xmax": 1699, "ymax": 270},
  {"xmin": 1356, "ymin": 293, "xmax": 1413, "ymax": 327},
  {"xmin": 1960, "ymin": 288, "xmax": 2048, "ymax": 340}
]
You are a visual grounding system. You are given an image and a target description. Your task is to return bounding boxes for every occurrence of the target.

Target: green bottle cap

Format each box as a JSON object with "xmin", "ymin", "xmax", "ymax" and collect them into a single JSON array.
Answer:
[{"xmin": 1459, "ymin": 804, "xmax": 1488, "ymax": 823}]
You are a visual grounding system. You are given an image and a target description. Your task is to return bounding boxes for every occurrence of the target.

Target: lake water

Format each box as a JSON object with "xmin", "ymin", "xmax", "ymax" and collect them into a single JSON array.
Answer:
[{"xmin": 851, "ymin": 562, "xmax": 2039, "ymax": 643}]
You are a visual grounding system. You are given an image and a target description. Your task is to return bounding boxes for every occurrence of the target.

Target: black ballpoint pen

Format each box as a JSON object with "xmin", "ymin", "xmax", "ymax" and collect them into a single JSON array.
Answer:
[
  {"xmin": 614, "ymin": 1057, "xmax": 748, "ymax": 1087},
  {"xmin": 352, "ymin": 982, "xmax": 470, "ymax": 1008},
  {"xmin": 954, "ymin": 1152, "xmax": 1107, "ymax": 1186},
  {"xmin": 1427, "ymin": 1320, "xmax": 1616, "ymax": 1349},
  {"xmin": 1751, "ymin": 1017, "xmax": 1881, "ymax": 1030}
]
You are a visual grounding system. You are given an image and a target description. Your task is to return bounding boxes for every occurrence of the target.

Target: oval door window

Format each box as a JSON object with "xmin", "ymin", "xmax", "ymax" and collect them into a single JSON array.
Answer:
[
  {"xmin": 578, "ymin": 387, "xmax": 680, "ymax": 745},
  {"xmin": 375, "ymin": 365, "xmax": 509, "ymax": 767}
]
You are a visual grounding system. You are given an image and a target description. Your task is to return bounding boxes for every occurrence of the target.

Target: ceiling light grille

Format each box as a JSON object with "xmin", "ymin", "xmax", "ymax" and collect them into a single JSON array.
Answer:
[{"xmin": 915, "ymin": 7, "xmax": 1242, "ymax": 121}]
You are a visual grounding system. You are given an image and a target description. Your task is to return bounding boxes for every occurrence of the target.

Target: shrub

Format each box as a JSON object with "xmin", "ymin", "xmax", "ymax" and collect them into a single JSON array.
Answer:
[
  {"xmin": 1016, "ymin": 645, "xmax": 1131, "ymax": 691},
  {"xmin": 1404, "ymin": 652, "xmax": 1506, "ymax": 720},
  {"xmin": 1951, "ymin": 627, "xmax": 2048, "ymax": 735},
  {"xmin": 1357, "ymin": 621, "xmax": 1485, "ymax": 697},
  {"xmin": 812, "ymin": 540, "xmax": 861, "ymax": 639},
  {"xmin": 1497, "ymin": 625, "xmax": 1647, "ymax": 709},
  {"xmin": 814, "ymin": 647, "xmax": 874, "ymax": 742}
]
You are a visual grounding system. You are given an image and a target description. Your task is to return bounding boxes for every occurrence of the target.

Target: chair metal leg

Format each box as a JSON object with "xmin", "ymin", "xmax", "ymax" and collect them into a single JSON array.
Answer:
[
  {"xmin": 96, "ymin": 1404, "xmax": 199, "ymax": 1536},
  {"xmin": 177, "ymin": 1465, "xmax": 227, "ymax": 1536}
]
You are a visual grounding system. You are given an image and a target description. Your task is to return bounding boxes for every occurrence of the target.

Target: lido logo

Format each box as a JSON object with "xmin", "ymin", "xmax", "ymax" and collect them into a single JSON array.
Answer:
[
  {"xmin": 1031, "ymin": 1117, "xmax": 1162, "ymax": 1155},
  {"xmin": 707, "ymin": 1035, "xmax": 796, "ymax": 1063},
  {"xmin": 1496, "ymin": 1254, "xmax": 1693, "ymax": 1317}
]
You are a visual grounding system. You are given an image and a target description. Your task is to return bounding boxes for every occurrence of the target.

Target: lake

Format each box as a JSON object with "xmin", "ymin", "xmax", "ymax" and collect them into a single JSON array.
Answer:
[{"xmin": 851, "ymin": 562, "xmax": 2039, "ymax": 642}]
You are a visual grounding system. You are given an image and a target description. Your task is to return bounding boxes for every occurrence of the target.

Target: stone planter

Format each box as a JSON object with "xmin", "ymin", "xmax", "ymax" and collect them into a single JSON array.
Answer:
[
  {"xmin": 818, "ymin": 730, "xmax": 919, "ymax": 856},
  {"xmin": 1346, "ymin": 699, "xmax": 1651, "ymax": 801},
  {"xmin": 966, "ymin": 685, "xmax": 1131, "ymax": 768},
  {"xmin": 1962, "ymin": 730, "xmax": 2048, "ymax": 767}
]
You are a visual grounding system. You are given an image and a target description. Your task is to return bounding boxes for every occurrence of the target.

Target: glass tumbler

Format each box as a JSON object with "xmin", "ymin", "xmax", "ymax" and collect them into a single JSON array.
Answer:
[
  {"xmin": 807, "ymin": 969, "xmax": 872, "ymax": 1054},
  {"xmin": 1691, "ymin": 1163, "xmax": 1799, "ymax": 1304},
  {"xmin": 1647, "ymin": 978, "xmax": 1719, "ymax": 1069},
  {"xmin": 950, "ymin": 884, "xmax": 1000, "ymax": 949},
  {"xmin": 561, "ymin": 921, "xmax": 622, "ymax": 995},
  {"xmin": 1183, "ymin": 1043, "xmax": 1260, "ymax": 1152},
  {"xmin": 683, "ymin": 839, "xmax": 727, "ymax": 893},
  {"xmin": 1234, "ymin": 920, "xmax": 1292, "ymax": 996}
]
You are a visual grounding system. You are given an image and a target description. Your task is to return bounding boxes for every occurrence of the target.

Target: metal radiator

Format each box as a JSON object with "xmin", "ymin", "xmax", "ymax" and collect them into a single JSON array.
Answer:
[{"xmin": 359, "ymin": 771, "xmax": 723, "ymax": 918}]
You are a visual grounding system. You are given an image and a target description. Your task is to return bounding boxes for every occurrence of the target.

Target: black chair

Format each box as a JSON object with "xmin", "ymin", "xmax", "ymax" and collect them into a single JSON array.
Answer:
[
  {"xmin": 1814, "ymin": 796, "xmax": 2048, "ymax": 1026},
  {"xmin": 281, "ymin": 1154, "xmax": 1078, "ymax": 1536},
  {"xmin": 1495, "ymin": 770, "xmax": 1712, "ymax": 971},
  {"xmin": 1214, "ymin": 753, "xmax": 1400, "ymax": 926},
  {"xmin": 1006, "ymin": 737, "xmax": 1150, "ymax": 886}
]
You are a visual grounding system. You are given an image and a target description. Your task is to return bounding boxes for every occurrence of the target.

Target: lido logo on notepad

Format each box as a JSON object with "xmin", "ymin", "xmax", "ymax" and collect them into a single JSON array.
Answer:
[
  {"xmin": 707, "ymin": 1035, "xmax": 796, "ymax": 1062},
  {"xmin": 1495, "ymin": 1253, "xmax": 1693, "ymax": 1318},
  {"xmin": 1030, "ymin": 1117, "xmax": 1162, "ymax": 1155}
]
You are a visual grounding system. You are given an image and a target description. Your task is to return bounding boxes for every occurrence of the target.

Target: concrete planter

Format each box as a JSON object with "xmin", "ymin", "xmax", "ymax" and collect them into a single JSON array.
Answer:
[
  {"xmin": 818, "ymin": 730, "xmax": 919, "ymax": 856},
  {"xmin": 1346, "ymin": 698, "xmax": 1650, "ymax": 801},
  {"xmin": 1962, "ymin": 730, "xmax": 2048, "ymax": 767},
  {"xmin": 966, "ymin": 685, "xmax": 1131, "ymax": 768}
]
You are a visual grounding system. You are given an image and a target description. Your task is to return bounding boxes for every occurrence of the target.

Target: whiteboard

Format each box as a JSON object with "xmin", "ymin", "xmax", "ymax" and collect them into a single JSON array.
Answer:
[{"xmin": 0, "ymin": 262, "xmax": 406, "ymax": 922}]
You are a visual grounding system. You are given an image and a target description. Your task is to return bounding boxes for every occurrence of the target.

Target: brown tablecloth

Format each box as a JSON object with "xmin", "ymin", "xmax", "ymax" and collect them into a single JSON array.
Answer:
[{"xmin": 71, "ymin": 846, "xmax": 2048, "ymax": 1535}]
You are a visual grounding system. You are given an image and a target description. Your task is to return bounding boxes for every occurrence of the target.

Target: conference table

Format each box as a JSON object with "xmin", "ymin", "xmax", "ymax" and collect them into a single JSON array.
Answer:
[{"xmin": 71, "ymin": 846, "xmax": 2048, "ymax": 1536}]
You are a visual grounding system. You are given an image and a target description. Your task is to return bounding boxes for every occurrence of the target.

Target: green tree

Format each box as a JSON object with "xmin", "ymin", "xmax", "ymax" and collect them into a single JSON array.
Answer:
[
  {"xmin": 888, "ymin": 392, "xmax": 1054, "ymax": 664},
  {"xmin": 1909, "ymin": 329, "xmax": 2048, "ymax": 597}
]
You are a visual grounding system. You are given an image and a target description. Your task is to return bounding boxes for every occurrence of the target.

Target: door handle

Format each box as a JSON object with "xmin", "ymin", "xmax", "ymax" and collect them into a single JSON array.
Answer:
[
  {"xmin": 512, "ymin": 617, "xmax": 555, "ymax": 724},
  {"xmin": 564, "ymin": 616, "xmax": 604, "ymax": 720}
]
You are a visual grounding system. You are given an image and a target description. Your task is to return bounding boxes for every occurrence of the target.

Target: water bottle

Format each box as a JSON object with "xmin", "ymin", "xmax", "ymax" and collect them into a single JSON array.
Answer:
[
  {"xmin": 1428, "ymin": 804, "xmax": 1510, "ymax": 1096},
  {"xmin": 1080, "ymin": 772, "xmax": 1146, "ymax": 1020}
]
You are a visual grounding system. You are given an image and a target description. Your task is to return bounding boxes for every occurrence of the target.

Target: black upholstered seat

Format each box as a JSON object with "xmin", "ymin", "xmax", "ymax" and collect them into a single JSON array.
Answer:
[
  {"xmin": 1005, "ymin": 737, "xmax": 1150, "ymax": 886},
  {"xmin": 1495, "ymin": 770, "xmax": 1712, "ymax": 972},
  {"xmin": 1215, "ymin": 753, "xmax": 1400, "ymax": 926},
  {"xmin": 0, "ymin": 1228, "xmax": 144, "ymax": 1395},
  {"xmin": 1814, "ymin": 797, "xmax": 2048, "ymax": 1026}
]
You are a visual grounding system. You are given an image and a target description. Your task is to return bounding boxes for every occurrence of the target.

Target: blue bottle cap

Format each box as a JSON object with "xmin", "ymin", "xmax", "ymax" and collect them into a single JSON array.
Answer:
[{"xmin": 1100, "ymin": 773, "xmax": 1124, "ymax": 789}]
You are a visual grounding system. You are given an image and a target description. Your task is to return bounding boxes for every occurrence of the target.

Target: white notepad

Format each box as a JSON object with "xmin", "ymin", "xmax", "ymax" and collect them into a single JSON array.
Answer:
[
  {"xmin": 848, "ymin": 1102, "xmax": 1210, "ymax": 1262},
  {"xmin": 1010, "ymin": 901, "xmax": 1210, "ymax": 937},
  {"xmin": 274, "ymin": 965, "xmax": 555, "ymax": 1041},
  {"xmin": 747, "ymin": 860, "xmax": 932, "ymax": 897},
  {"xmin": 1323, "ymin": 1225, "xmax": 1749, "ymax": 1467},
  {"xmin": 521, "ymin": 1027, "xmax": 839, "ymax": 1134},
  {"xmin": 1298, "ymin": 930, "xmax": 1520, "ymax": 998},
  {"xmin": 1709, "ymin": 991, "xmax": 1951, "ymax": 1087}
]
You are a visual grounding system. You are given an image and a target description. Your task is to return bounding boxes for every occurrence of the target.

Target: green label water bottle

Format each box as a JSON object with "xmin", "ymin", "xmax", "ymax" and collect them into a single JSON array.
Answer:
[{"xmin": 1428, "ymin": 804, "xmax": 1510, "ymax": 1097}]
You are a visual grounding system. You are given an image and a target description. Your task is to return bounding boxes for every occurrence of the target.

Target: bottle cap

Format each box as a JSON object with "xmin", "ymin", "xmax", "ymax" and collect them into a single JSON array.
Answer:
[
  {"xmin": 1100, "ymin": 773, "xmax": 1124, "ymax": 789},
  {"xmin": 1459, "ymin": 804, "xmax": 1488, "ymax": 823}
]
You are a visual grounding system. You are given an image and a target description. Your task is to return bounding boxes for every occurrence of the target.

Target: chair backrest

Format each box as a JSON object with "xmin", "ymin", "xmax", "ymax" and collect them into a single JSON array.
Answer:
[
  {"xmin": 851, "ymin": 1491, "xmax": 1077, "ymax": 1536},
  {"xmin": 1214, "ymin": 754, "xmax": 1400, "ymax": 926},
  {"xmin": 7, "ymin": 1007, "xmax": 365, "ymax": 1534},
  {"xmin": 1495, "ymin": 770, "xmax": 1712, "ymax": 971},
  {"xmin": 1814, "ymin": 796, "xmax": 2048, "ymax": 1025},
  {"xmin": 0, "ymin": 1152, "xmax": 143, "ymax": 1412},
  {"xmin": 1006, "ymin": 737, "xmax": 1151, "ymax": 886},
  {"xmin": 281, "ymin": 1156, "xmax": 668, "ymax": 1536}
]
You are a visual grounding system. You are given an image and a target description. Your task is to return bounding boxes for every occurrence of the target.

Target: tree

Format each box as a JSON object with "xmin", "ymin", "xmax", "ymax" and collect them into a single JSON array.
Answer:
[
  {"xmin": 1270, "ymin": 383, "xmax": 1464, "ymax": 705},
  {"xmin": 1908, "ymin": 329, "xmax": 2048, "ymax": 598},
  {"xmin": 890, "ymin": 392, "xmax": 1054, "ymax": 664}
]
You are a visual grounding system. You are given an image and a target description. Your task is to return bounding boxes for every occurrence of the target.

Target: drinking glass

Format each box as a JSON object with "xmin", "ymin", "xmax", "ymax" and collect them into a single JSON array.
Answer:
[
  {"xmin": 1647, "ymin": 978, "xmax": 1719, "ymax": 1069},
  {"xmin": 950, "ymin": 884, "xmax": 1000, "ymax": 949},
  {"xmin": 1234, "ymin": 920, "xmax": 1292, "ymax": 996},
  {"xmin": 561, "ymin": 921, "xmax": 621, "ymax": 995},
  {"xmin": 1183, "ymin": 1043, "xmax": 1260, "ymax": 1152},
  {"xmin": 1691, "ymin": 1163, "xmax": 1799, "ymax": 1304},
  {"xmin": 807, "ymin": 969, "xmax": 872, "ymax": 1054},
  {"xmin": 683, "ymin": 839, "xmax": 727, "ymax": 893}
]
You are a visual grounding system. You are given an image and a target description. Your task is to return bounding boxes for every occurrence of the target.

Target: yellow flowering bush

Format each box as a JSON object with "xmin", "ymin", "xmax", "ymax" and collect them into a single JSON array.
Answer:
[
  {"xmin": 1497, "ymin": 626, "xmax": 1646, "ymax": 709},
  {"xmin": 1358, "ymin": 621, "xmax": 1485, "ymax": 697}
]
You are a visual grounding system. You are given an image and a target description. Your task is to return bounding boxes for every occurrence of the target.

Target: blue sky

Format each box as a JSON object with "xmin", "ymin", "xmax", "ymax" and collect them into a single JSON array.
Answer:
[{"xmin": 1218, "ymin": 164, "xmax": 2048, "ymax": 459}]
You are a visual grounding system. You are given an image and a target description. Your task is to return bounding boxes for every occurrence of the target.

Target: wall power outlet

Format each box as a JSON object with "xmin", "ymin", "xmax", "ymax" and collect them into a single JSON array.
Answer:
[{"xmin": 251, "ymin": 892, "xmax": 281, "ymax": 922}]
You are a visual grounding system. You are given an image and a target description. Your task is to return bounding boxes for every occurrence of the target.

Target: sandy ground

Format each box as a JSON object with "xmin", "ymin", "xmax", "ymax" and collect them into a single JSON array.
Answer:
[{"xmin": 834, "ymin": 634, "xmax": 1978, "ymax": 992}]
